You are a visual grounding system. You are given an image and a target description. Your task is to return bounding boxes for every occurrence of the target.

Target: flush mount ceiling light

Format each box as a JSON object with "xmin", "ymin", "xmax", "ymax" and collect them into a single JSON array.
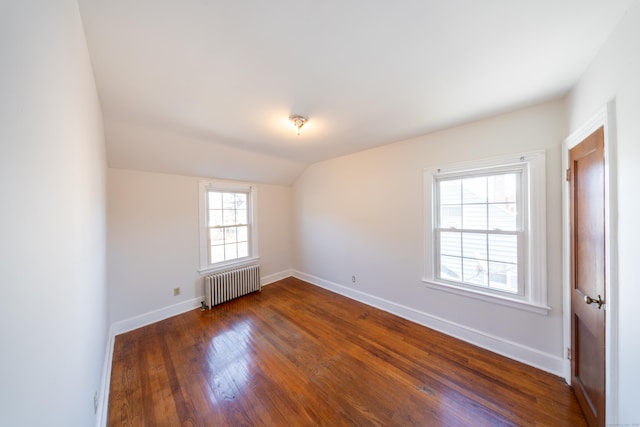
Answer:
[{"xmin": 288, "ymin": 115, "xmax": 308, "ymax": 136}]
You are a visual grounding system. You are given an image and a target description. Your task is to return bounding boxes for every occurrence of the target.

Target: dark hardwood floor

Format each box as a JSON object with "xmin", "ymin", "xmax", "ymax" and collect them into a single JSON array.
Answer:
[{"xmin": 108, "ymin": 277, "xmax": 586, "ymax": 426}]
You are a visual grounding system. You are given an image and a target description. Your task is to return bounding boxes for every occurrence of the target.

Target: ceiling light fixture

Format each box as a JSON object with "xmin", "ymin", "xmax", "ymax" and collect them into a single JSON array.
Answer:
[{"xmin": 288, "ymin": 115, "xmax": 308, "ymax": 136}]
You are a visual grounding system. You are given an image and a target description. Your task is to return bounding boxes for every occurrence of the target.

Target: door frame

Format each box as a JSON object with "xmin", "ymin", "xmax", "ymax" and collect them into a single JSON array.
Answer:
[{"xmin": 562, "ymin": 101, "xmax": 618, "ymax": 424}]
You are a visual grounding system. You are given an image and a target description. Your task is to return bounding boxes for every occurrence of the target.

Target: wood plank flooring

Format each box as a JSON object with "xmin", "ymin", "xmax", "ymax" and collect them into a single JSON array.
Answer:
[{"xmin": 108, "ymin": 277, "xmax": 587, "ymax": 426}]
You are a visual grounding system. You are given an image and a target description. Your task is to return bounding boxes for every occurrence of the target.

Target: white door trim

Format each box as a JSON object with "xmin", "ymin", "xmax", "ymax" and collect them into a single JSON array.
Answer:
[{"xmin": 562, "ymin": 101, "xmax": 618, "ymax": 424}]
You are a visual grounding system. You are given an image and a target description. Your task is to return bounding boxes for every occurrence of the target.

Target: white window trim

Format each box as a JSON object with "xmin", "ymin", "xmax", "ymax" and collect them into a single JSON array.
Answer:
[
  {"xmin": 423, "ymin": 151, "xmax": 550, "ymax": 315},
  {"xmin": 198, "ymin": 179, "xmax": 259, "ymax": 275}
]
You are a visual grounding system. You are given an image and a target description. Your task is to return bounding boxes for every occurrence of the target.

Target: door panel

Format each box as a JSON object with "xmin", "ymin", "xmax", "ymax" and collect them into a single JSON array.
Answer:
[{"xmin": 570, "ymin": 127, "xmax": 605, "ymax": 427}]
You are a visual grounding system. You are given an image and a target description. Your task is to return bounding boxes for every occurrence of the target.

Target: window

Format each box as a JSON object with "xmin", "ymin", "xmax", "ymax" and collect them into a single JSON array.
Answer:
[
  {"xmin": 437, "ymin": 170, "xmax": 522, "ymax": 294},
  {"xmin": 424, "ymin": 152, "xmax": 549, "ymax": 314},
  {"xmin": 207, "ymin": 190, "xmax": 250, "ymax": 263},
  {"xmin": 199, "ymin": 180, "xmax": 258, "ymax": 273}
]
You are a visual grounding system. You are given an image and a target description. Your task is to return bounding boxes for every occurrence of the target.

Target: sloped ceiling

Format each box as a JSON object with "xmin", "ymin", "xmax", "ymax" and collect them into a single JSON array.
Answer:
[{"xmin": 78, "ymin": 0, "xmax": 634, "ymax": 184}]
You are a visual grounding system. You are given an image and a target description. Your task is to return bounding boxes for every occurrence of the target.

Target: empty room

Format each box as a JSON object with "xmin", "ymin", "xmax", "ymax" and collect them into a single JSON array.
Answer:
[{"xmin": 1, "ymin": 1, "xmax": 639, "ymax": 426}]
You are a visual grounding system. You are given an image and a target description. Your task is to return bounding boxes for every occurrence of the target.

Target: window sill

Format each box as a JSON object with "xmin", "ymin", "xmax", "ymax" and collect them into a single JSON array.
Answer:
[
  {"xmin": 422, "ymin": 278, "xmax": 550, "ymax": 315},
  {"xmin": 199, "ymin": 256, "xmax": 260, "ymax": 276}
]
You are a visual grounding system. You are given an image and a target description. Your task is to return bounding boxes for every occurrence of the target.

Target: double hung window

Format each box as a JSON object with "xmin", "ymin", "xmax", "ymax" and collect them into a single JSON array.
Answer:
[
  {"xmin": 206, "ymin": 190, "xmax": 250, "ymax": 264},
  {"xmin": 424, "ymin": 152, "xmax": 548, "ymax": 314},
  {"xmin": 199, "ymin": 181, "xmax": 258, "ymax": 273},
  {"xmin": 436, "ymin": 168, "xmax": 522, "ymax": 294}
]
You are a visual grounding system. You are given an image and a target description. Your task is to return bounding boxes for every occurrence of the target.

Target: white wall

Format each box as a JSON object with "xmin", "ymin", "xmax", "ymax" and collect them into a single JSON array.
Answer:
[
  {"xmin": 567, "ymin": 1, "xmax": 640, "ymax": 422},
  {"xmin": 292, "ymin": 99, "xmax": 567, "ymax": 372},
  {"xmin": 107, "ymin": 169, "xmax": 292, "ymax": 325},
  {"xmin": 0, "ymin": 1, "xmax": 107, "ymax": 426}
]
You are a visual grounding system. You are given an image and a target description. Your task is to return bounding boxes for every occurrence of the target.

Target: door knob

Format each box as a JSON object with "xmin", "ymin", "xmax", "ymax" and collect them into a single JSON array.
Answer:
[{"xmin": 584, "ymin": 294, "xmax": 604, "ymax": 309}]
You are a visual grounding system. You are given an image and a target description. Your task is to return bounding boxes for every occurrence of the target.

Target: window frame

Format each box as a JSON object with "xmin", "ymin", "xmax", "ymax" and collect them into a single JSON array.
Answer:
[
  {"xmin": 423, "ymin": 151, "xmax": 549, "ymax": 315},
  {"xmin": 198, "ymin": 180, "xmax": 259, "ymax": 275}
]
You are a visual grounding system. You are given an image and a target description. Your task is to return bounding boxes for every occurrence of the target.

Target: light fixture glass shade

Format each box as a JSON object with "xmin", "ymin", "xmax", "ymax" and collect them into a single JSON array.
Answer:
[{"xmin": 289, "ymin": 115, "xmax": 307, "ymax": 136}]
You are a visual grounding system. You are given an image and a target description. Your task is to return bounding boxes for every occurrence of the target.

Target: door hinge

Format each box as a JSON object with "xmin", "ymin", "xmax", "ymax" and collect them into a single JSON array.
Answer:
[
  {"xmin": 566, "ymin": 168, "xmax": 571, "ymax": 182},
  {"xmin": 567, "ymin": 347, "xmax": 572, "ymax": 360}
]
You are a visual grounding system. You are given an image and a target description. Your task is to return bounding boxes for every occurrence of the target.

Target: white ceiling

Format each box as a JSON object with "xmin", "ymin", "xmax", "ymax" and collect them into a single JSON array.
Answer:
[{"xmin": 78, "ymin": 0, "xmax": 634, "ymax": 184}]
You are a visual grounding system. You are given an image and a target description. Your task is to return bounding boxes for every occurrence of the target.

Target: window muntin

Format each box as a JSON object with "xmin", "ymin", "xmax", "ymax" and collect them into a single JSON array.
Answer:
[{"xmin": 435, "ymin": 170, "xmax": 523, "ymax": 295}]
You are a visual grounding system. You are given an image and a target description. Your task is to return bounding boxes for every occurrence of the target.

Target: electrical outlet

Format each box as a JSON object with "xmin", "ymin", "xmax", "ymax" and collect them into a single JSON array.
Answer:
[
  {"xmin": 173, "ymin": 287, "xmax": 180, "ymax": 296},
  {"xmin": 93, "ymin": 390, "xmax": 98, "ymax": 414}
]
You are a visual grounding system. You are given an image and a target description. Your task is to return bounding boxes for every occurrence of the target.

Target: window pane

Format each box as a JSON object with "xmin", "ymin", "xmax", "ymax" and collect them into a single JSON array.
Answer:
[
  {"xmin": 235, "ymin": 193, "xmax": 247, "ymax": 209},
  {"xmin": 463, "ymin": 258, "xmax": 487, "ymax": 286},
  {"xmin": 462, "ymin": 233, "xmax": 487, "ymax": 260},
  {"xmin": 440, "ymin": 232, "xmax": 461, "ymax": 257},
  {"xmin": 440, "ymin": 255, "xmax": 462, "ymax": 282},
  {"xmin": 209, "ymin": 209, "xmax": 223, "ymax": 227},
  {"xmin": 208, "ymin": 191, "xmax": 222, "ymax": 209},
  {"xmin": 237, "ymin": 242, "xmax": 249, "ymax": 258},
  {"xmin": 222, "ymin": 192, "xmax": 236, "ymax": 209},
  {"xmin": 462, "ymin": 204, "xmax": 487, "ymax": 230},
  {"xmin": 488, "ymin": 174, "xmax": 517, "ymax": 203},
  {"xmin": 223, "ymin": 209, "xmax": 236, "ymax": 226},
  {"xmin": 225, "ymin": 243, "xmax": 238, "ymax": 260},
  {"xmin": 488, "ymin": 234, "xmax": 518, "ymax": 264},
  {"xmin": 209, "ymin": 228, "xmax": 224, "ymax": 246},
  {"xmin": 439, "ymin": 179, "xmax": 461, "ymax": 205},
  {"xmin": 440, "ymin": 206, "xmax": 461, "ymax": 228},
  {"xmin": 224, "ymin": 227, "xmax": 237, "ymax": 242},
  {"xmin": 488, "ymin": 204, "xmax": 517, "ymax": 230},
  {"xmin": 236, "ymin": 209, "xmax": 248, "ymax": 225},
  {"xmin": 237, "ymin": 226, "xmax": 248, "ymax": 242},
  {"xmin": 210, "ymin": 245, "xmax": 224, "ymax": 264},
  {"xmin": 463, "ymin": 176, "xmax": 487, "ymax": 204},
  {"xmin": 488, "ymin": 261, "xmax": 518, "ymax": 293}
]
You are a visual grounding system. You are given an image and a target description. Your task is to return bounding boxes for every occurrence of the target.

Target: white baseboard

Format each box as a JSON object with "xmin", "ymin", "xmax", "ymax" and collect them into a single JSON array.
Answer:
[
  {"xmin": 261, "ymin": 269, "xmax": 293, "ymax": 287},
  {"xmin": 111, "ymin": 297, "xmax": 203, "ymax": 336},
  {"xmin": 292, "ymin": 270, "xmax": 564, "ymax": 377},
  {"xmin": 96, "ymin": 325, "xmax": 114, "ymax": 427},
  {"xmin": 111, "ymin": 269, "xmax": 294, "ymax": 336}
]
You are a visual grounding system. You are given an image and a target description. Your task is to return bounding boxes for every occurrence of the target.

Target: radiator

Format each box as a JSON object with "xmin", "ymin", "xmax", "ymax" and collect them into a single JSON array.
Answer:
[{"xmin": 204, "ymin": 264, "xmax": 261, "ymax": 309}]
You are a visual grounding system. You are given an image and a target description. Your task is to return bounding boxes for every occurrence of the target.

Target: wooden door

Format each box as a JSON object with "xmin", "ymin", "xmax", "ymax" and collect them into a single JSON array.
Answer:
[{"xmin": 569, "ymin": 127, "xmax": 606, "ymax": 427}]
